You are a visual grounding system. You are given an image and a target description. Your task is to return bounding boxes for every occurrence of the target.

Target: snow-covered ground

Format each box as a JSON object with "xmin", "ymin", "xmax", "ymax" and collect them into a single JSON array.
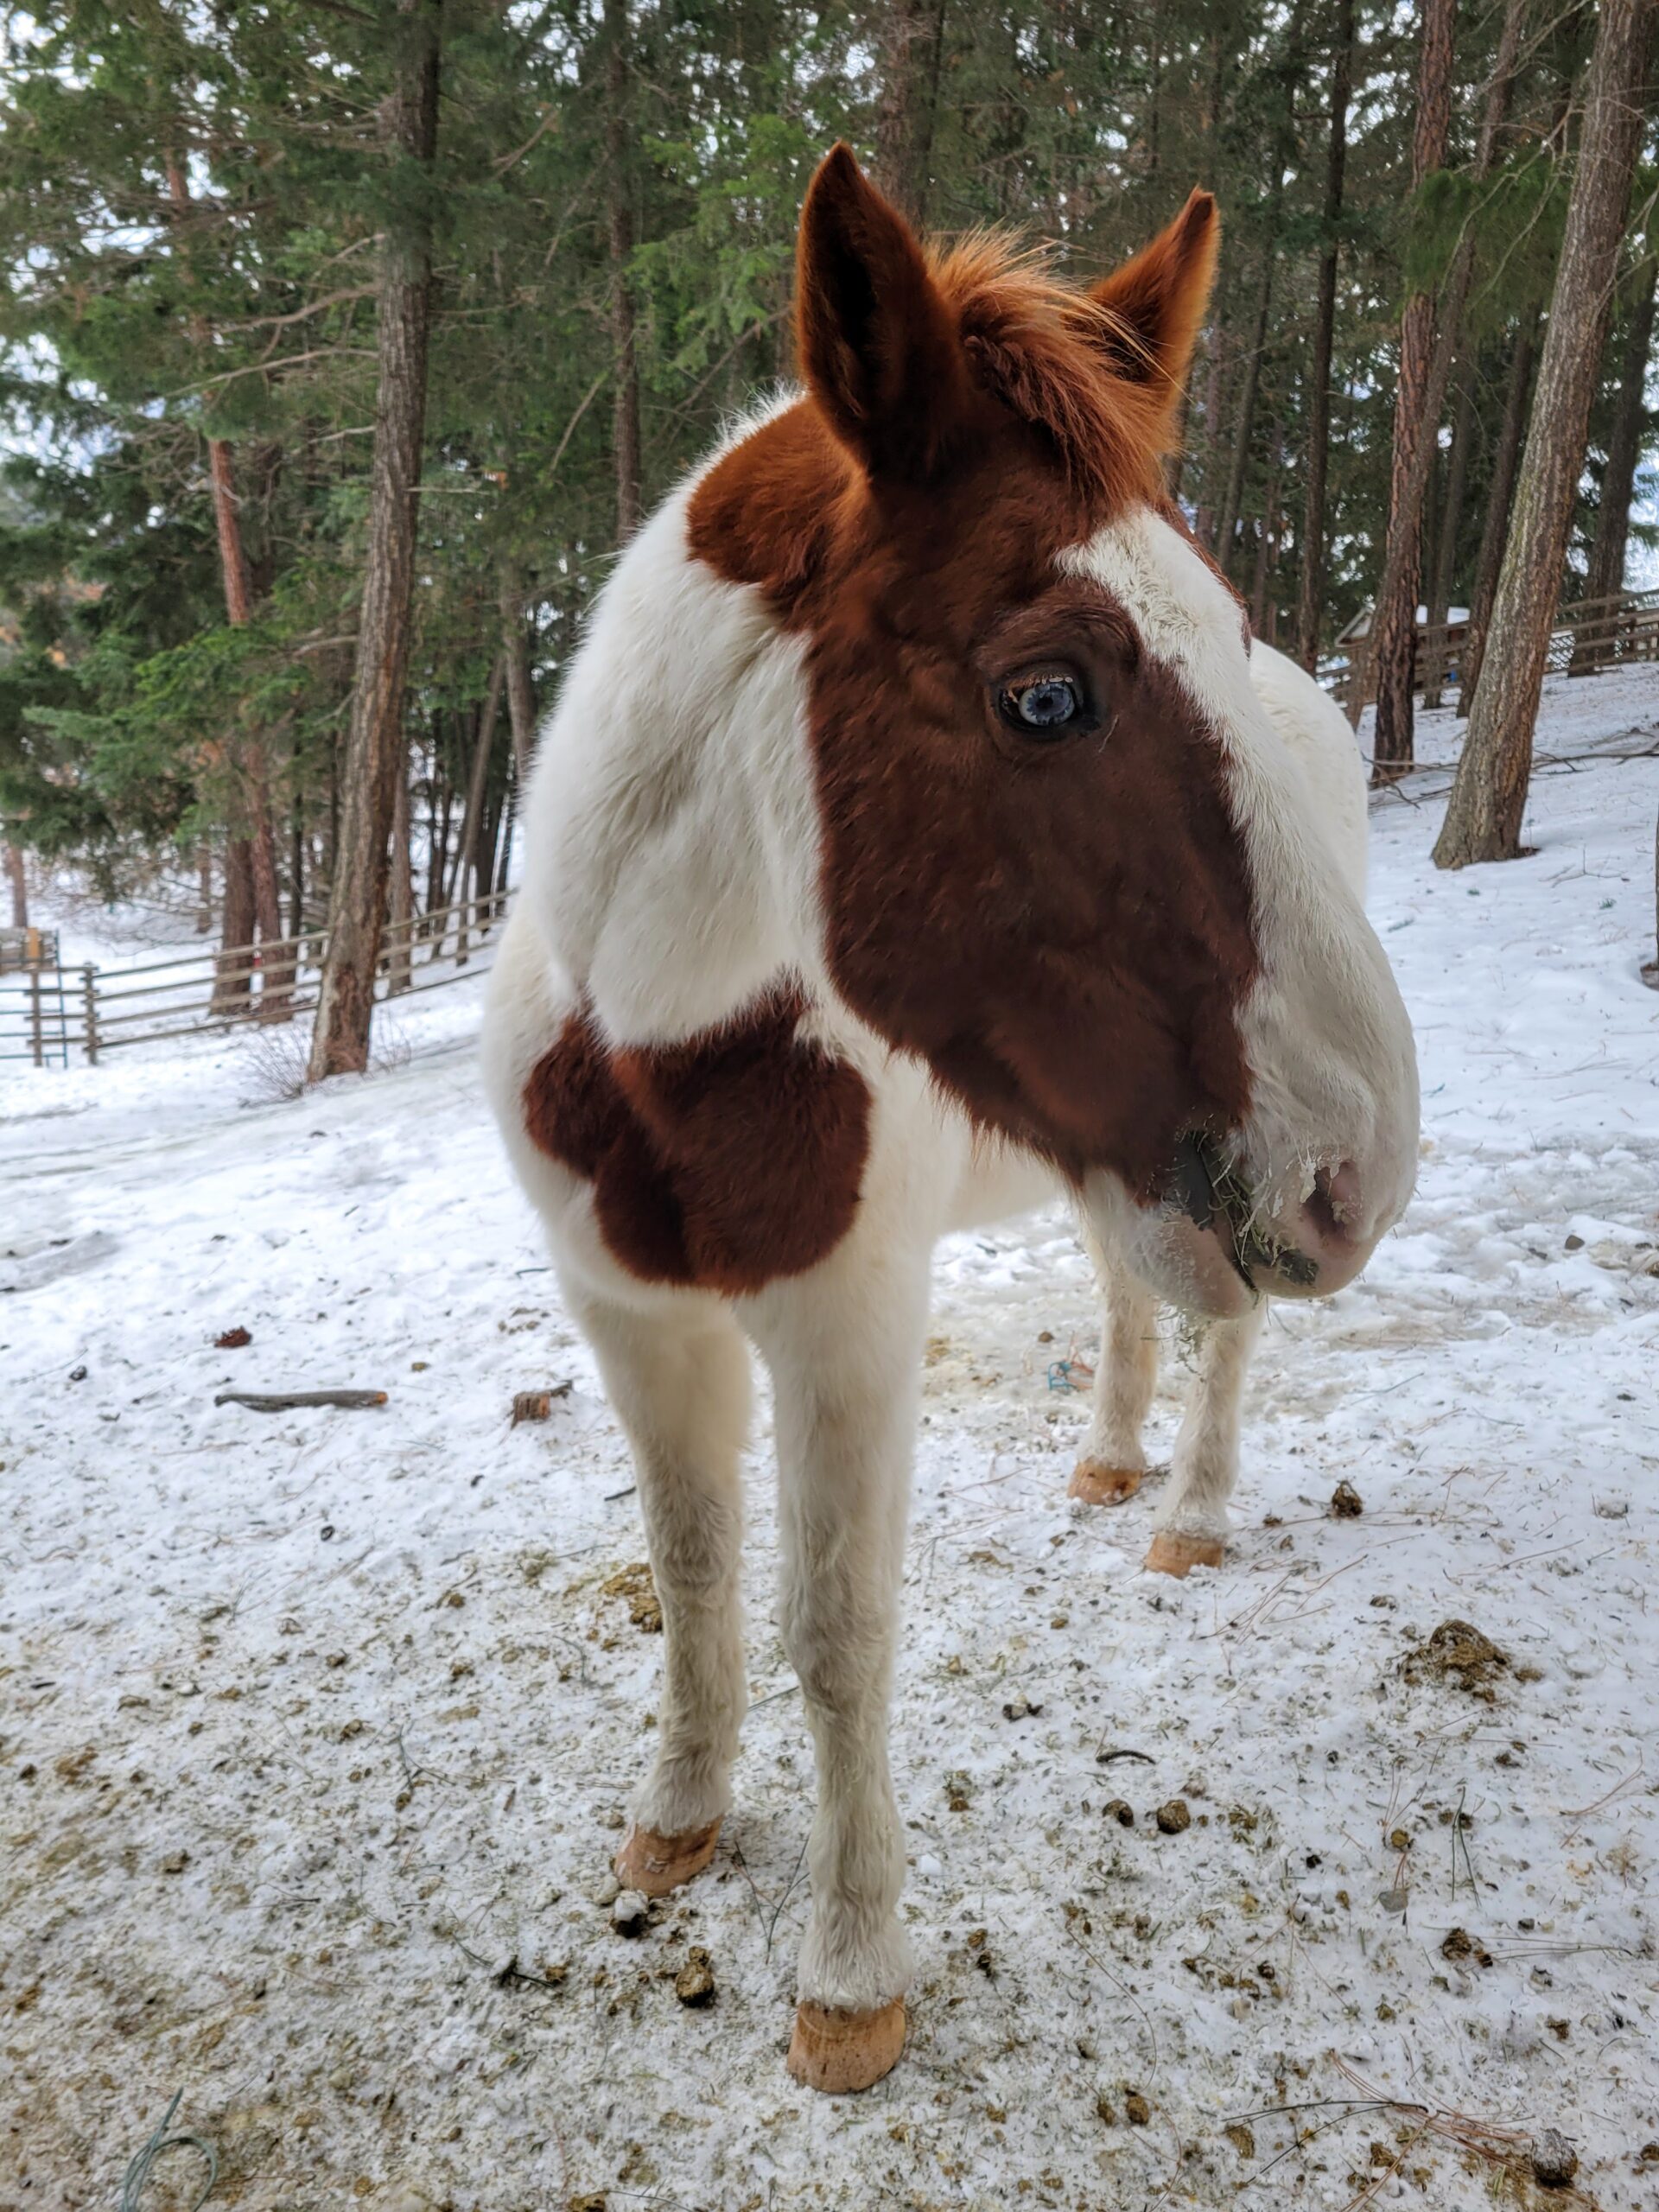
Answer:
[{"xmin": 4, "ymin": 669, "xmax": 1658, "ymax": 2210}]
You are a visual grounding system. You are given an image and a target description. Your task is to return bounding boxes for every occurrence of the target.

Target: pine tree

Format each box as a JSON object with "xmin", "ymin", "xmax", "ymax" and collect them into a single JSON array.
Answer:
[
  {"xmin": 1364, "ymin": 0, "xmax": 1456, "ymax": 772},
  {"xmin": 308, "ymin": 0, "xmax": 442, "ymax": 1080},
  {"xmin": 1435, "ymin": 0, "xmax": 1656, "ymax": 868},
  {"xmin": 1579, "ymin": 250, "xmax": 1659, "ymax": 619},
  {"xmin": 1295, "ymin": 0, "xmax": 1355, "ymax": 671}
]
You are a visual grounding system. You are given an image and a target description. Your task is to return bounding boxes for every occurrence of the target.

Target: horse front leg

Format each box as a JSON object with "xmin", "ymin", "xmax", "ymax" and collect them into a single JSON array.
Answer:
[
  {"xmin": 1070, "ymin": 1231, "xmax": 1160, "ymax": 1506},
  {"xmin": 747, "ymin": 1249, "xmax": 929, "ymax": 2094},
  {"xmin": 1145, "ymin": 1301, "xmax": 1263, "ymax": 1576},
  {"xmin": 576, "ymin": 1293, "xmax": 752, "ymax": 1893}
]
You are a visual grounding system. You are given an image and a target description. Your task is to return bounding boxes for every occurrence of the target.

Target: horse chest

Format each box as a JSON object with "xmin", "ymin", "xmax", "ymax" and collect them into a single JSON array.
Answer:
[{"xmin": 522, "ymin": 987, "xmax": 872, "ymax": 1294}]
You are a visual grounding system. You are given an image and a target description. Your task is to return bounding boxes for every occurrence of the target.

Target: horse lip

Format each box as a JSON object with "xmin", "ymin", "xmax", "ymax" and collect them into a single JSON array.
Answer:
[{"xmin": 1260, "ymin": 1243, "xmax": 1319, "ymax": 1289}]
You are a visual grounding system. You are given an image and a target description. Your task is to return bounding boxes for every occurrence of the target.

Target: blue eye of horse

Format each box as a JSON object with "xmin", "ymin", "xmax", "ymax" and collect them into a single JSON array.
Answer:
[{"xmin": 1003, "ymin": 676, "xmax": 1083, "ymax": 733}]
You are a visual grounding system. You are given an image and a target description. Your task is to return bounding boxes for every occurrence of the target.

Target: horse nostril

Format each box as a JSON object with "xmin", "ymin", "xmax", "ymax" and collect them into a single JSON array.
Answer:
[{"xmin": 1303, "ymin": 1160, "xmax": 1362, "ymax": 1253}]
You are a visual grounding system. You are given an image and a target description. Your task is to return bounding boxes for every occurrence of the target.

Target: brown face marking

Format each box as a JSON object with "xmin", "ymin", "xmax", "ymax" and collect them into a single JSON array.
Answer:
[
  {"xmin": 809, "ymin": 570, "xmax": 1255, "ymax": 1192},
  {"xmin": 689, "ymin": 155, "xmax": 1257, "ymax": 1199},
  {"xmin": 523, "ymin": 986, "xmax": 872, "ymax": 1293}
]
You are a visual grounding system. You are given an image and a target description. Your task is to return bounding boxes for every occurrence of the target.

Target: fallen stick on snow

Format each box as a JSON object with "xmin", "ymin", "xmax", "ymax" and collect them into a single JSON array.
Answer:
[{"xmin": 213, "ymin": 1389, "xmax": 388, "ymax": 1412}]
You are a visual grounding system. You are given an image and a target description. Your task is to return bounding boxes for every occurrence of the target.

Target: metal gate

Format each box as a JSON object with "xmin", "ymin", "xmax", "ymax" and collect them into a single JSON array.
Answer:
[{"xmin": 0, "ymin": 926, "xmax": 71, "ymax": 1069}]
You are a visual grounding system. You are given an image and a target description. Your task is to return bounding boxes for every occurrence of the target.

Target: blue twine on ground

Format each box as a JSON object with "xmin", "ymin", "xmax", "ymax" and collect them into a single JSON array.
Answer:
[
  {"xmin": 120, "ymin": 2091, "xmax": 218, "ymax": 2212},
  {"xmin": 1046, "ymin": 1360, "xmax": 1079, "ymax": 1392}
]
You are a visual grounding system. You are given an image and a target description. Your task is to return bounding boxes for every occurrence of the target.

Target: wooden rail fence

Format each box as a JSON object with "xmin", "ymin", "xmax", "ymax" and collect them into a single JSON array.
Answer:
[
  {"xmin": 1, "ymin": 926, "xmax": 72, "ymax": 1067},
  {"xmin": 4, "ymin": 889, "xmax": 510, "ymax": 1068},
  {"xmin": 1320, "ymin": 585, "xmax": 1659, "ymax": 712}
]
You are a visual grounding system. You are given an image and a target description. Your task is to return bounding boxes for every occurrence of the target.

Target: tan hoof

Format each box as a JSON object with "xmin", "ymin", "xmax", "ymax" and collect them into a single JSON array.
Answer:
[
  {"xmin": 1069, "ymin": 1458, "xmax": 1142, "ymax": 1506},
  {"xmin": 1144, "ymin": 1531, "xmax": 1224, "ymax": 1578},
  {"xmin": 786, "ymin": 1997, "xmax": 906, "ymax": 2093},
  {"xmin": 613, "ymin": 1816, "xmax": 721, "ymax": 1897}
]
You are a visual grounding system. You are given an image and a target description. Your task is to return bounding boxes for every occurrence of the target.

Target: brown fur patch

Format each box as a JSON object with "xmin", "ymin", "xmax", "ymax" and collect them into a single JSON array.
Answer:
[
  {"xmin": 523, "ymin": 987, "xmax": 872, "ymax": 1293},
  {"xmin": 805, "ymin": 564, "xmax": 1256, "ymax": 1192}
]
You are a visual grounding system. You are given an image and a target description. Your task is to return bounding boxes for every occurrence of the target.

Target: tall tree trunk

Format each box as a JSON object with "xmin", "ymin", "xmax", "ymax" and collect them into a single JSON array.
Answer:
[
  {"xmin": 499, "ymin": 562, "xmax": 537, "ymax": 785},
  {"xmin": 289, "ymin": 798, "xmax": 305, "ymax": 941},
  {"xmin": 4, "ymin": 841, "xmax": 26, "ymax": 929},
  {"xmin": 1363, "ymin": 0, "xmax": 1457, "ymax": 766},
  {"xmin": 1250, "ymin": 430, "xmax": 1283, "ymax": 635},
  {"xmin": 1295, "ymin": 0, "xmax": 1354, "ymax": 671},
  {"xmin": 495, "ymin": 771, "xmax": 517, "ymax": 897},
  {"xmin": 1580, "ymin": 250, "xmax": 1658, "ymax": 621},
  {"xmin": 480, "ymin": 783, "xmax": 505, "ymax": 906},
  {"xmin": 1435, "ymin": 0, "xmax": 1655, "ymax": 869},
  {"xmin": 455, "ymin": 657, "xmax": 504, "ymax": 963},
  {"xmin": 873, "ymin": 0, "xmax": 948, "ymax": 227},
  {"xmin": 1249, "ymin": 523, "xmax": 1272, "ymax": 634},
  {"xmin": 325, "ymin": 738, "xmax": 340, "ymax": 896},
  {"xmin": 1422, "ymin": 368, "xmax": 1476, "ymax": 708},
  {"xmin": 442, "ymin": 709, "xmax": 472, "ymax": 909},
  {"xmin": 1211, "ymin": 2, "xmax": 1304, "ymax": 575},
  {"xmin": 606, "ymin": 10, "xmax": 643, "ymax": 544},
  {"xmin": 1185, "ymin": 30, "xmax": 1229, "ymax": 530},
  {"xmin": 210, "ymin": 441, "xmax": 289, "ymax": 1020},
  {"xmin": 212, "ymin": 838, "xmax": 257, "ymax": 1017},
  {"xmin": 389, "ymin": 752, "xmax": 414, "ymax": 994},
  {"xmin": 1193, "ymin": 327, "xmax": 1228, "ymax": 546},
  {"xmin": 1213, "ymin": 251, "xmax": 1274, "ymax": 572},
  {"xmin": 167, "ymin": 159, "xmax": 287, "ymax": 1014},
  {"xmin": 196, "ymin": 847, "xmax": 213, "ymax": 933},
  {"xmin": 1458, "ymin": 311, "xmax": 1540, "ymax": 715},
  {"xmin": 1370, "ymin": 0, "xmax": 1526, "ymax": 752},
  {"xmin": 308, "ymin": 0, "xmax": 442, "ymax": 1079},
  {"xmin": 427, "ymin": 715, "xmax": 450, "ymax": 921}
]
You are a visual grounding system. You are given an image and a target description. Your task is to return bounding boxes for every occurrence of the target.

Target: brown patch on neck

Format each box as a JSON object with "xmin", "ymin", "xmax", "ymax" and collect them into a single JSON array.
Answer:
[{"xmin": 523, "ymin": 985, "xmax": 871, "ymax": 1291}]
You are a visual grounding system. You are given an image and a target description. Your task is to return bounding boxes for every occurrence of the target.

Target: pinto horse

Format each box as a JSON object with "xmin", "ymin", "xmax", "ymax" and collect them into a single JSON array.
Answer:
[{"xmin": 482, "ymin": 146, "xmax": 1418, "ymax": 2094}]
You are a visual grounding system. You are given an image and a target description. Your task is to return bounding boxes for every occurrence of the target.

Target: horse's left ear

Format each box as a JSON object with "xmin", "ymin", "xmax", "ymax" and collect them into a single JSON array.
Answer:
[
  {"xmin": 1089, "ymin": 189, "xmax": 1218, "ymax": 417},
  {"xmin": 796, "ymin": 143, "xmax": 973, "ymax": 479}
]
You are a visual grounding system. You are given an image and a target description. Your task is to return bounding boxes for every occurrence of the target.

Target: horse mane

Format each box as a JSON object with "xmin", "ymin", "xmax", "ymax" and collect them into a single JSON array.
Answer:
[{"xmin": 926, "ymin": 231, "xmax": 1173, "ymax": 511}]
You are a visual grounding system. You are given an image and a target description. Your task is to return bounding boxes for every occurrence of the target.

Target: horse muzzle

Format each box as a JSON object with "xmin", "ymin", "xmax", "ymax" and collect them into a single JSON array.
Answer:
[{"xmin": 1163, "ymin": 1133, "xmax": 1387, "ymax": 1306}]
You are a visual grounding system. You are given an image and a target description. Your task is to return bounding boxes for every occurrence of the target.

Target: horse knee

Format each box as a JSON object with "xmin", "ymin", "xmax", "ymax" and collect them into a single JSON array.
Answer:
[
  {"xmin": 782, "ymin": 1600, "xmax": 892, "ymax": 1714},
  {"xmin": 645, "ymin": 1487, "xmax": 743, "ymax": 1599}
]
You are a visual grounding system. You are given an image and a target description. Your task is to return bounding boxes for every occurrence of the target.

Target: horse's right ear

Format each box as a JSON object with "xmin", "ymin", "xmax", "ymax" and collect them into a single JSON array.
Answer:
[{"xmin": 796, "ymin": 144, "xmax": 969, "ymax": 480}]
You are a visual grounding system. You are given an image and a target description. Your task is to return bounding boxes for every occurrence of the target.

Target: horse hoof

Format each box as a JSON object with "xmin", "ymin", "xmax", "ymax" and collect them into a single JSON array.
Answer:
[
  {"xmin": 1069, "ymin": 1458, "xmax": 1141, "ymax": 1505},
  {"xmin": 786, "ymin": 1998, "xmax": 906, "ymax": 2093},
  {"xmin": 613, "ymin": 1816, "xmax": 721, "ymax": 1897},
  {"xmin": 1144, "ymin": 1532, "xmax": 1224, "ymax": 1578}
]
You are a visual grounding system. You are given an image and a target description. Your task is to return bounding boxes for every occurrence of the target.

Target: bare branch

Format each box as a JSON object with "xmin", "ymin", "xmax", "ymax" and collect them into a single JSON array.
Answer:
[{"xmin": 221, "ymin": 287, "xmax": 377, "ymax": 334}]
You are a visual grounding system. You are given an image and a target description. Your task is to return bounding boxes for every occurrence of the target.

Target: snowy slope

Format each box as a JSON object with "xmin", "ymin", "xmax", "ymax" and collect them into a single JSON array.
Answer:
[{"xmin": 3, "ymin": 668, "xmax": 1658, "ymax": 2211}]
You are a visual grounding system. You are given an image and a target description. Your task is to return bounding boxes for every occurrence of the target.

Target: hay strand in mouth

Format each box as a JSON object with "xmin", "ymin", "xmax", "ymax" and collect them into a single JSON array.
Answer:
[{"xmin": 1175, "ymin": 1132, "xmax": 1317, "ymax": 1292}]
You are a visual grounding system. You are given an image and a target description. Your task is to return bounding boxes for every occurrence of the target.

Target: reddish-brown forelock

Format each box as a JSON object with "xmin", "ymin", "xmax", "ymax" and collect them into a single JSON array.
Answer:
[{"xmin": 688, "ymin": 158, "xmax": 1260, "ymax": 1203}]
